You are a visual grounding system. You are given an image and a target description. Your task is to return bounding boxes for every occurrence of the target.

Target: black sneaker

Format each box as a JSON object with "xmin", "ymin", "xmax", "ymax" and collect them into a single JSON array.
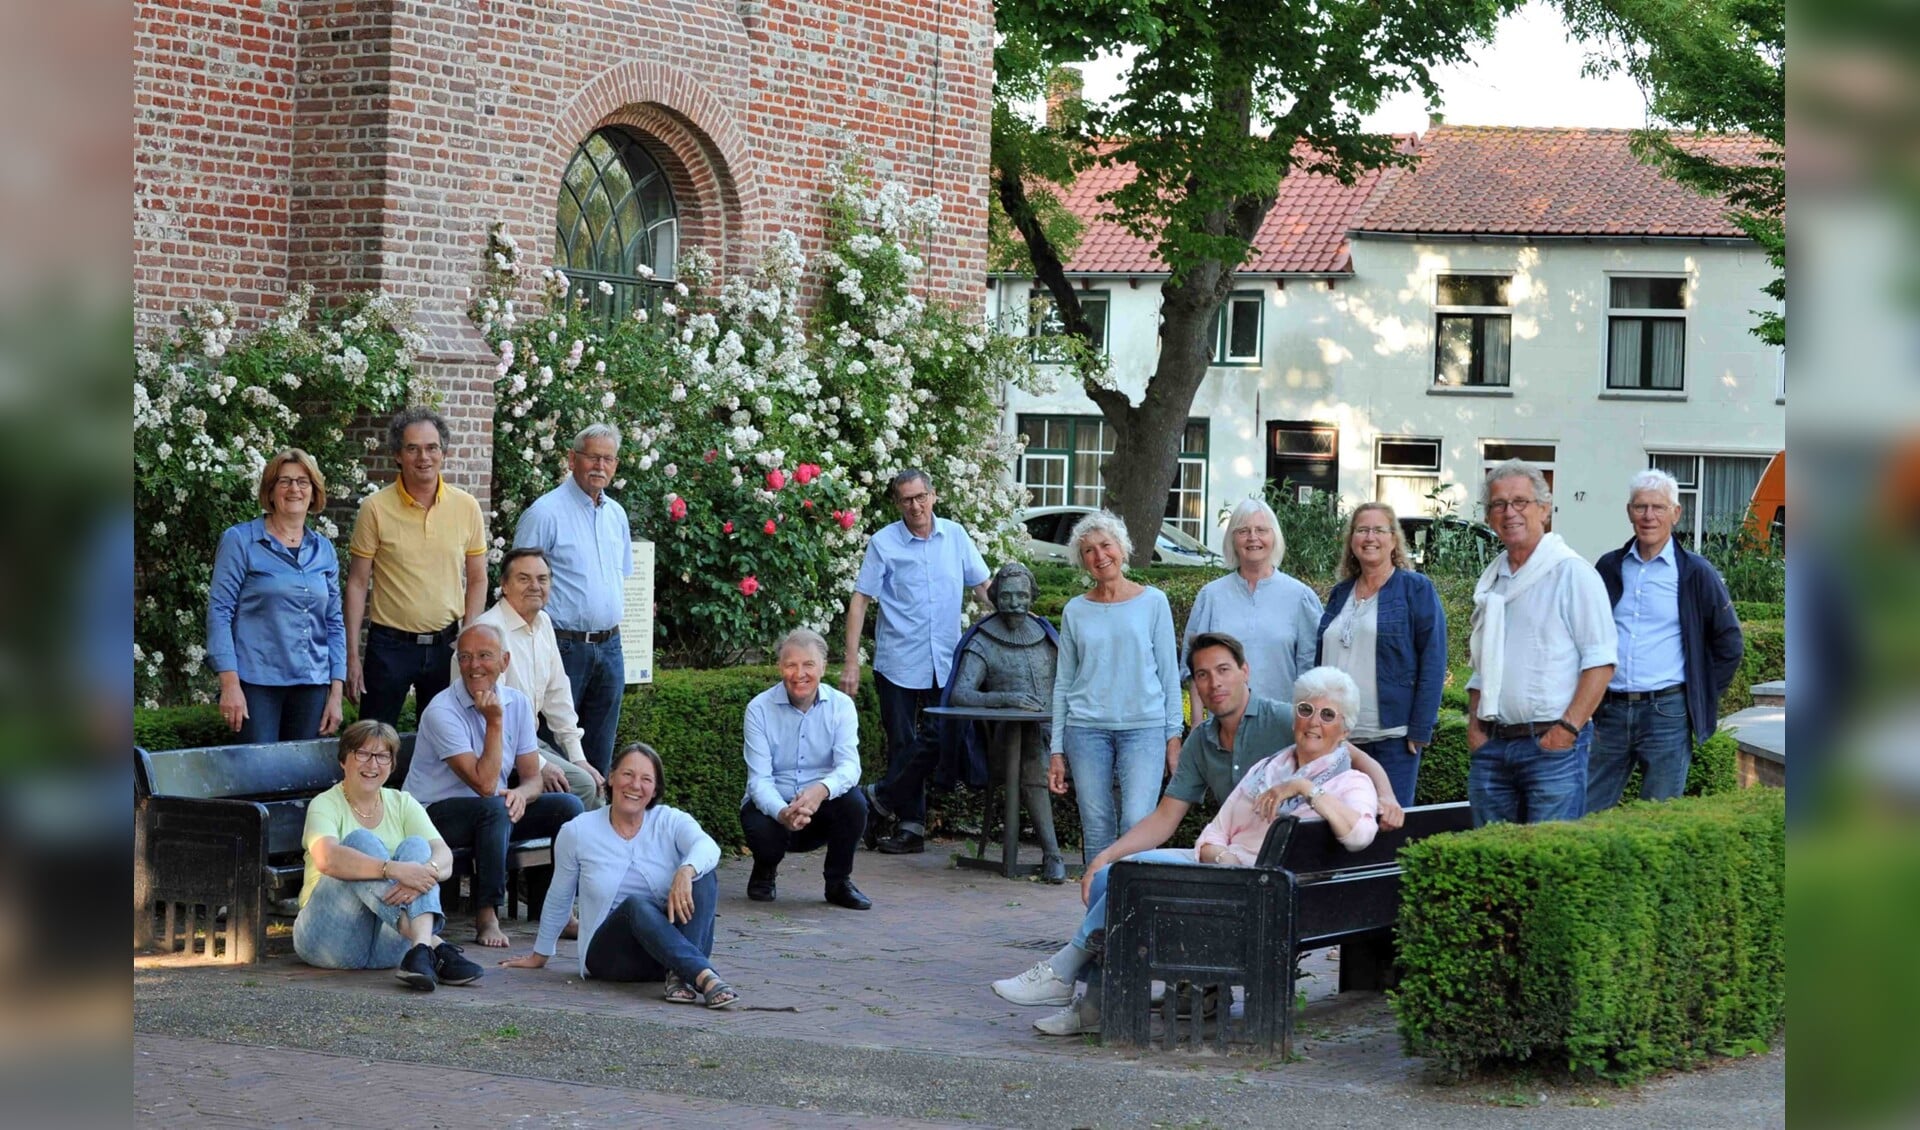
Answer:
[
  {"xmin": 433, "ymin": 941, "xmax": 484, "ymax": 986},
  {"xmin": 395, "ymin": 943, "xmax": 437, "ymax": 991}
]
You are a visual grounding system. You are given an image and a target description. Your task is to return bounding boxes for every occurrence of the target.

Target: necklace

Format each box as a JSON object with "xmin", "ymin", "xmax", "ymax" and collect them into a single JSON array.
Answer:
[{"xmin": 349, "ymin": 793, "xmax": 383, "ymax": 822}]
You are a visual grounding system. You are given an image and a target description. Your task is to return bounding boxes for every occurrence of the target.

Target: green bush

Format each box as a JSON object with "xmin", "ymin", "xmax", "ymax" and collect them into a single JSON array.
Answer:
[
  {"xmin": 1731, "ymin": 600, "xmax": 1783, "ymax": 622},
  {"xmin": 1392, "ymin": 787, "xmax": 1785, "ymax": 1081},
  {"xmin": 1721, "ymin": 621, "xmax": 1784, "ymax": 715}
]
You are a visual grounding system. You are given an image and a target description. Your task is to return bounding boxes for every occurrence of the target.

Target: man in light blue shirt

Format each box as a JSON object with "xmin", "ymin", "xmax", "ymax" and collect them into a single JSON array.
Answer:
[
  {"xmin": 1587, "ymin": 469, "xmax": 1744, "ymax": 810},
  {"xmin": 404, "ymin": 623, "xmax": 583, "ymax": 947},
  {"xmin": 514, "ymin": 423, "xmax": 633, "ymax": 779},
  {"xmin": 840, "ymin": 469, "xmax": 989, "ymax": 854},
  {"xmin": 742, "ymin": 629, "xmax": 871, "ymax": 910}
]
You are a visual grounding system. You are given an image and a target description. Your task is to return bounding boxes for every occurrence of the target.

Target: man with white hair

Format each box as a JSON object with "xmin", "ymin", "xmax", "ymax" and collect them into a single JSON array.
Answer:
[
  {"xmin": 1465, "ymin": 461, "xmax": 1617, "ymax": 826},
  {"xmin": 513, "ymin": 423, "xmax": 633, "ymax": 780},
  {"xmin": 1586, "ymin": 469, "xmax": 1745, "ymax": 811},
  {"xmin": 404, "ymin": 622, "xmax": 584, "ymax": 948},
  {"xmin": 742, "ymin": 628, "xmax": 872, "ymax": 910}
]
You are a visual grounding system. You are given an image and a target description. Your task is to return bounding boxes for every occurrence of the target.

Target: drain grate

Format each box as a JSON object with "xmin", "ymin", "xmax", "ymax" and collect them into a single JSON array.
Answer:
[{"xmin": 1005, "ymin": 937, "xmax": 1068, "ymax": 952}]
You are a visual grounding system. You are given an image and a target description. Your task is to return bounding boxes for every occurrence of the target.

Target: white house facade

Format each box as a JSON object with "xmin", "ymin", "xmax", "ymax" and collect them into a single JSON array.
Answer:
[{"xmin": 993, "ymin": 126, "xmax": 1785, "ymax": 559}]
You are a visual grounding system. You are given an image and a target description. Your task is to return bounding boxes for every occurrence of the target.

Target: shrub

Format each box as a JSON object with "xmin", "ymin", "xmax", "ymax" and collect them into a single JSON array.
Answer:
[
  {"xmin": 134, "ymin": 288, "xmax": 421, "ymax": 705},
  {"xmin": 1721, "ymin": 621, "xmax": 1784, "ymax": 715},
  {"xmin": 1392, "ymin": 787, "xmax": 1785, "ymax": 1081}
]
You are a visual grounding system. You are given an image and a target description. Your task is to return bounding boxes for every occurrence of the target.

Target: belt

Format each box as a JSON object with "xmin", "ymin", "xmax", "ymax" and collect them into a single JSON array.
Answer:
[
  {"xmin": 1487, "ymin": 720, "xmax": 1566, "ymax": 741},
  {"xmin": 1605, "ymin": 684, "xmax": 1684, "ymax": 703},
  {"xmin": 554, "ymin": 626, "xmax": 620, "ymax": 643},
  {"xmin": 370, "ymin": 621, "xmax": 459, "ymax": 646}
]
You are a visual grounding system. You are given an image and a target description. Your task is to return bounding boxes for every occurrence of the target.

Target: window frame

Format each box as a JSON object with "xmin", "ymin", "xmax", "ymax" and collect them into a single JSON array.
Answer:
[
  {"xmin": 1602, "ymin": 273, "xmax": 1689, "ymax": 396},
  {"xmin": 555, "ymin": 127, "xmax": 679, "ymax": 323},
  {"xmin": 1016, "ymin": 413, "xmax": 1209, "ymax": 537},
  {"xmin": 1432, "ymin": 273, "xmax": 1513, "ymax": 390},
  {"xmin": 1373, "ymin": 435, "xmax": 1444, "ymax": 518},
  {"xmin": 1027, "ymin": 287, "xmax": 1111, "ymax": 363},
  {"xmin": 1211, "ymin": 290, "xmax": 1264, "ymax": 366},
  {"xmin": 1645, "ymin": 450, "xmax": 1775, "ymax": 549}
]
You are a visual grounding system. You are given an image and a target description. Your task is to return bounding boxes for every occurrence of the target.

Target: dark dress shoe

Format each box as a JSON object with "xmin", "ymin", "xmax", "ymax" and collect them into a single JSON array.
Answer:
[
  {"xmin": 875, "ymin": 829, "xmax": 925, "ymax": 855},
  {"xmin": 747, "ymin": 864, "xmax": 777, "ymax": 902},
  {"xmin": 862, "ymin": 785, "xmax": 894, "ymax": 850},
  {"xmin": 825, "ymin": 881, "xmax": 873, "ymax": 911}
]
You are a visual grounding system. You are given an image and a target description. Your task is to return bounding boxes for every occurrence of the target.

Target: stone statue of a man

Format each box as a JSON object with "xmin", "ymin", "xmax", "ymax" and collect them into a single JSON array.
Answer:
[{"xmin": 948, "ymin": 561, "xmax": 1065, "ymax": 882}]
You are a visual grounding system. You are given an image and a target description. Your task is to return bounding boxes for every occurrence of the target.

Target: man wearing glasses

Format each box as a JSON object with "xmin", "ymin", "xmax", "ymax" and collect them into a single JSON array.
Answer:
[
  {"xmin": 841, "ymin": 468, "xmax": 990, "ymax": 854},
  {"xmin": 1465, "ymin": 460, "xmax": 1618, "ymax": 826},
  {"xmin": 403, "ymin": 623, "xmax": 583, "ymax": 948},
  {"xmin": 345, "ymin": 407, "xmax": 490, "ymax": 726},
  {"xmin": 1585, "ymin": 469, "xmax": 1744, "ymax": 811},
  {"xmin": 513, "ymin": 423, "xmax": 634, "ymax": 780}
]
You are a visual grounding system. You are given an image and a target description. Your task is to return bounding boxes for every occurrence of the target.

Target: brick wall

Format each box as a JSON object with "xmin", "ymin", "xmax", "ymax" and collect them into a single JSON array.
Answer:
[{"xmin": 135, "ymin": 0, "xmax": 994, "ymax": 508}]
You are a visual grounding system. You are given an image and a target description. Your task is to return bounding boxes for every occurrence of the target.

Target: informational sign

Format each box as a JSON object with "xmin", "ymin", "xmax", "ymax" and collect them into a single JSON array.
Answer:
[{"xmin": 620, "ymin": 539, "xmax": 654, "ymax": 685}]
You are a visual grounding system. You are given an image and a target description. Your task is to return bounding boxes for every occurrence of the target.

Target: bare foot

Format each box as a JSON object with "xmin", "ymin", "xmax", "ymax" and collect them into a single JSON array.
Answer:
[
  {"xmin": 474, "ymin": 916, "xmax": 511, "ymax": 948},
  {"xmin": 560, "ymin": 916, "xmax": 580, "ymax": 941}
]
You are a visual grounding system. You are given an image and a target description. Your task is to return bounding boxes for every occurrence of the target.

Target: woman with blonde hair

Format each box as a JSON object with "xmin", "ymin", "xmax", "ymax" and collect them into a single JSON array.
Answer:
[
  {"xmin": 1315, "ymin": 501, "xmax": 1447, "ymax": 808},
  {"xmin": 207, "ymin": 448, "xmax": 346, "ymax": 741}
]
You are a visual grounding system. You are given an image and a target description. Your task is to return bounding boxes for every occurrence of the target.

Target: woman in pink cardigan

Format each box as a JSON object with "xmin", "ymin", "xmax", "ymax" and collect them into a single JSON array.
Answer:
[{"xmin": 993, "ymin": 665, "xmax": 1380, "ymax": 1036}]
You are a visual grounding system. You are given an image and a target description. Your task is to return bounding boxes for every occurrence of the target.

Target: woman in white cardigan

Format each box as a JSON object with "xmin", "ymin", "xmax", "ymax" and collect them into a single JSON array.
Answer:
[{"xmin": 500, "ymin": 742, "xmax": 737, "ymax": 1008}]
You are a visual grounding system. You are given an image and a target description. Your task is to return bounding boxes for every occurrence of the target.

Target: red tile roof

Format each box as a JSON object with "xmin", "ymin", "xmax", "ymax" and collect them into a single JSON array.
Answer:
[
  {"xmin": 1049, "ymin": 142, "xmax": 1398, "ymax": 275},
  {"xmin": 1351, "ymin": 125, "xmax": 1772, "ymax": 237}
]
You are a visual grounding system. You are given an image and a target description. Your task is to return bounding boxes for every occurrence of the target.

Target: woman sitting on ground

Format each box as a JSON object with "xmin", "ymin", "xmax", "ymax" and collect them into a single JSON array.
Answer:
[
  {"xmin": 993, "ymin": 666, "xmax": 1380, "ymax": 1036},
  {"xmin": 293, "ymin": 719, "xmax": 484, "ymax": 991},
  {"xmin": 501, "ymin": 742, "xmax": 738, "ymax": 1008}
]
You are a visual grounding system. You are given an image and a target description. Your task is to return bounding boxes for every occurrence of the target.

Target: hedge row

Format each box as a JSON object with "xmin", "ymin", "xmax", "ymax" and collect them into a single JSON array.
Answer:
[
  {"xmin": 136, "ymin": 671, "xmax": 1741, "ymax": 849},
  {"xmin": 1392, "ymin": 787, "xmax": 1785, "ymax": 1080}
]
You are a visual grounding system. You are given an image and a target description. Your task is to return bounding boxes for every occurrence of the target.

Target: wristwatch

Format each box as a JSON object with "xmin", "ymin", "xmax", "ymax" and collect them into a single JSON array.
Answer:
[
  {"xmin": 1553, "ymin": 718, "xmax": 1581, "ymax": 737},
  {"xmin": 1307, "ymin": 783, "xmax": 1325, "ymax": 801}
]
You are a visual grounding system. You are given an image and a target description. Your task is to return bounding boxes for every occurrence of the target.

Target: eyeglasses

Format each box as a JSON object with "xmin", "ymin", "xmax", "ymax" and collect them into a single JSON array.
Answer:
[
  {"xmin": 1295, "ymin": 702, "xmax": 1341, "ymax": 725},
  {"xmin": 894, "ymin": 491, "xmax": 932, "ymax": 508},
  {"xmin": 1486, "ymin": 499, "xmax": 1539, "ymax": 514},
  {"xmin": 401, "ymin": 442, "xmax": 444, "ymax": 457},
  {"xmin": 274, "ymin": 476, "xmax": 312, "ymax": 490},
  {"xmin": 1628, "ymin": 503, "xmax": 1672, "ymax": 516},
  {"xmin": 1232, "ymin": 525, "xmax": 1274, "ymax": 540},
  {"xmin": 350, "ymin": 749, "xmax": 395, "ymax": 766},
  {"xmin": 575, "ymin": 452, "xmax": 617, "ymax": 466},
  {"xmin": 457, "ymin": 650, "xmax": 502, "ymax": 664},
  {"xmin": 1351, "ymin": 525, "xmax": 1393, "ymax": 537}
]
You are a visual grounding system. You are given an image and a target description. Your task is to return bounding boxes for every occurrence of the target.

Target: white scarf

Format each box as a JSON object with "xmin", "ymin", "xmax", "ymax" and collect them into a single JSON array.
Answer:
[
  {"xmin": 1242, "ymin": 743, "xmax": 1353, "ymax": 816},
  {"xmin": 1469, "ymin": 532, "xmax": 1581, "ymax": 721}
]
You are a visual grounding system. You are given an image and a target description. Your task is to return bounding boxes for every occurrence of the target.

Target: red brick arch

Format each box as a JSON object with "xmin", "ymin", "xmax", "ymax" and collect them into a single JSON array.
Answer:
[{"xmin": 546, "ymin": 63, "xmax": 754, "ymax": 279}]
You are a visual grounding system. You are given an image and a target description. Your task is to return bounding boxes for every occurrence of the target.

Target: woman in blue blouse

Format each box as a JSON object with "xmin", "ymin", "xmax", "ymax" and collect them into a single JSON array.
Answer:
[
  {"xmin": 501, "ymin": 743, "xmax": 739, "ymax": 1009},
  {"xmin": 207, "ymin": 449, "xmax": 346, "ymax": 742},
  {"xmin": 1315, "ymin": 502, "xmax": 1447, "ymax": 808}
]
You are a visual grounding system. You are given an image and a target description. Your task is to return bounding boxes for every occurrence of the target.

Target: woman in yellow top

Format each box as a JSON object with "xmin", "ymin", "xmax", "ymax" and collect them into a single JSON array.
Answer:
[{"xmin": 292, "ymin": 719, "xmax": 484, "ymax": 991}]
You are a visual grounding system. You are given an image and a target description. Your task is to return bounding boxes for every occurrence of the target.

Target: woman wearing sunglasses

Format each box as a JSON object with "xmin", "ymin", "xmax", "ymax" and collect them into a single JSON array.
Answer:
[
  {"xmin": 292, "ymin": 719, "xmax": 484, "ymax": 991},
  {"xmin": 999, "ymin": 666, "xmax": 1380, "ymax": 1037},
  {"xmin": 1315, "ymin": 502, "xmax": 1447, "ymax": 818}
]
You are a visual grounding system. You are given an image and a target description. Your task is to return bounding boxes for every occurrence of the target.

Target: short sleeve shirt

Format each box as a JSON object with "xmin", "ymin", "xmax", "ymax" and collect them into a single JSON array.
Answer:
[
  {"xmin": 298, "ymin": 783, "xmax": 440, "ymax": 906},
  {"xmin": 348, "ymin": 477, "xmax": 488, "ymax": 633},
  {"xmin": 402, "ymin": 680, "xmax": 540, "ymax": 805},
  {"xmin": 853, "ymin": 517, "xmax": 989, "ymax": 688}
]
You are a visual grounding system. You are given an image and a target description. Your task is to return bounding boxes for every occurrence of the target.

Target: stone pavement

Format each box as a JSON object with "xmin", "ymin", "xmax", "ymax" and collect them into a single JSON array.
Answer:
[{"xmin": 135, "ymin": 841, "xmax": 1786, "ymax": 1128}]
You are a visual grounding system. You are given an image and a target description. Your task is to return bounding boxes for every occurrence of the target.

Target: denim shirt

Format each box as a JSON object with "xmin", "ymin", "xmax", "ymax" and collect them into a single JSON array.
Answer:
[
  {"xmin": 1315, "ymin": 568, "xmax": 1448, "ymax": 744},
  {"xmin": 206, "ymin": 517, "xmax": 346, "ymax": 686}
]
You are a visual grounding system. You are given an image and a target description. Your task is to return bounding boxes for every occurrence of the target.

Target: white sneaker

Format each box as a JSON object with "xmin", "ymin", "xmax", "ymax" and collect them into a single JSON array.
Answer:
[
  {"xmin": 1034, "ymin": 995, "xmax": 1101, "ymax": 1036},
  {"xmin": 991, "ymin": 961, "xmax": 1076, "ymax": 1007}
]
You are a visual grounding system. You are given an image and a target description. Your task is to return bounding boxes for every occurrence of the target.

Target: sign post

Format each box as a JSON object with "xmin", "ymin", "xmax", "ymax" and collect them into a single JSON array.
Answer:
[{"xmin": 620, "ymin": 539, "xmax": 654, "ymax": 686}]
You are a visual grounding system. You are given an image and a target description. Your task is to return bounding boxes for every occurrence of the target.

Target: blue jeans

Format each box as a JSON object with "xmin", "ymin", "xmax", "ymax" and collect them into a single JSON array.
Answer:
[
  {"xmin": 557, "ymin": 633, "xmax": 625, "ymax": 779},
  {"xmin": 1074, "ymin": 848, "xmax": 1196, "ymax": 990},
  {"xmin": 359, "ymin": 623, "xmax": 455, "ymax": 727},
  {"xmin": 1353, "ymin": 737, "xmax": 1421, "ymax": 808},
  {"xmin": 1063, "ymin": 726, "xmax": 1166, "ymax": 865},
  {"xmin": 425, "ymin": 793, "xmax": 583, "ymax": 909},
  {"xmin": 237, "ymin": 681, "xmax": 330, "ymax": 744},
  {"xmin": 872, "ymin": 671, "xmax": 943, "ymax": 832},
  {"xmin": 584, "ymin": 871, "xmax": 718, "ymax": 984},
  {"xmin": 292, "ymin": 830, "xmax": 443, "ymax": 969},
  {"xmin": 1467, "ymin": 723, "xmax": 1592, "ymax": 827},
  {"xmin": 1586, "ymin": 692, "xmax": 1693, "ymax": 812}
]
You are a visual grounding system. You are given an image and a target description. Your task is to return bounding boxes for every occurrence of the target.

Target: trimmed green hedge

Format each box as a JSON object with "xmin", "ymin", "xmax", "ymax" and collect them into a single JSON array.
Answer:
[
  {"xmin": 1392, "ymin": 787, "xmax": 1785, "ymax": 1081},
  {"xmin": 1732, "ymin": 600, "xmax": 1783, "ymax": 622}
]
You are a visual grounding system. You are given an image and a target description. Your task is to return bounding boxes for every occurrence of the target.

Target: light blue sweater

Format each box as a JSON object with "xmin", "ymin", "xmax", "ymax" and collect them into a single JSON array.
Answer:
[
  {"xmin": 1051, "ymin": 586, "xmax": 1184, "ymax": 753},
  {"xmin": 533, "ymin": 805, "xmax": 720, "ymax": 978}
]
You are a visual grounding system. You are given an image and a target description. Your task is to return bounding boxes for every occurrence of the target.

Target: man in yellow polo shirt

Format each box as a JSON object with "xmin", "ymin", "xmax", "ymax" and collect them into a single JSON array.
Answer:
[{"xmin": 345, "ymin": 407, "xmax": 490, "ymax": 726}]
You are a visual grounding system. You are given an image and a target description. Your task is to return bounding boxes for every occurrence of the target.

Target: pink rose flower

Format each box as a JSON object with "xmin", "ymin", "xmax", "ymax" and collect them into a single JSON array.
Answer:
[
  {"xmin": 703, "ymin": 449, "xmax": 718, "ymax": 463},
  {"xmin": 833, "ymin": 509, "xmax": 858, "ymax": 531},
  {"xmin": 801, "ymin": 499, "xmax": 814, "ymax": 511},
  {"xmin": 794, "ymin": 463, "xmax": 818, "ymax": 485},
  {"xmin": 763, "ymin": 518, "xmax": 778, "ymax": 535},
  {"xmin": 722, "ymin": 520, "xmax": 734, "ymax": 534},
  {"xmin": 668, "ymin": 496, "xmax": 687, "ymax": 521},
  {"xmin": 765, "ymin": 468, "xmax": 787, "ymax": 491},
  {"xmin": 738, "ymin": 575, "xmax": 760, "ymax": 596}
]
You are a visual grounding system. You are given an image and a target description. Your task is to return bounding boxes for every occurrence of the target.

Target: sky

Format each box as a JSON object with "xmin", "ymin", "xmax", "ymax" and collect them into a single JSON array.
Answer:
[{"xmin": 1073, "ymin": 4, "xmax": 1655, "ymax": 135}]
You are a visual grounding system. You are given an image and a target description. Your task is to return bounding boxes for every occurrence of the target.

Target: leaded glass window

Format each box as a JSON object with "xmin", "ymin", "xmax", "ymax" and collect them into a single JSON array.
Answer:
[{"xmin": 556, "ymin": 129, "xmax": 678, "ymax": 321}]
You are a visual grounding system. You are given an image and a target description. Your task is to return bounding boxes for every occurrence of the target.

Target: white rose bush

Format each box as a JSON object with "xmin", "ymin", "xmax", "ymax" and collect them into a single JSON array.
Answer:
[
  {"xmin": 480, "ymin": 155, "xmax": 1042, "ymax": 664},
  {"xmin": 134, "ymin": 287, "xmax": 420, "ymax": 705}
]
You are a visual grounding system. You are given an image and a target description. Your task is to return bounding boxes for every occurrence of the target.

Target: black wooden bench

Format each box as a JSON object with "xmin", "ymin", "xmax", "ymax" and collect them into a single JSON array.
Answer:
[
  {"xmin": 134, "ymin": 735, "xmax": 554, "ymax": 963},
  {"xmin": 1101, "ymin": 800, "xmax": 1473, "ymax": 1053}
]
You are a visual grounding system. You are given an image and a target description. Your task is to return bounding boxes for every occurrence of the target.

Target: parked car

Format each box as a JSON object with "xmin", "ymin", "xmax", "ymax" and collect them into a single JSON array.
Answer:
[
  {"xmin": 1398, "ymin": 515, "xmax": 1501, "ymax": 572},
  {"xmin": 1017, "ymin": 506, "xmax": 1223, "ymax": 568}
]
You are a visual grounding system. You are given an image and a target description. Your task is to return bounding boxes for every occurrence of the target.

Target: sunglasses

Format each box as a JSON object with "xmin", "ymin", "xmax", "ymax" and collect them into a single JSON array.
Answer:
[{"xmin": 1294, "ymin": 702, "xmax": 1341, "ymax": 725}]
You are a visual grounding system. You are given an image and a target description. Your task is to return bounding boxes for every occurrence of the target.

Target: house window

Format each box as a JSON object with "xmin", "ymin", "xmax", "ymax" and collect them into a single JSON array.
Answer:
[
  {"xmin": 1212, "ymin": 292, "xmax": 1263, "ymax": 365},
  {"xmin": 1017, "ymin": 414, "xmax": 1209, "ymax": 536},
  {"xmin": 1374, "ymin": 436, "xmax": 1443, "ymax": 517},
  {"xmin": 1648, "ymin": 452, "xmax": 1772, "ymax": 549},
  {"xmin": 1606, "ymin": 276, "xmax": 1687, "ymax": 391},
  {"xmin": 556, "ymin": 128, "xmax": 678, "ymax": 322},
  {"xmin": 1480, "ymin": 441, "xmax": 1557, "ymax": 522},
  {"xmin": 1029, "ymin": 289, "xmax": 1110, "ymax": 361},
  {"xmin": 1434, "ymin": 274, "xmax": 1511, "ymax": 388}
]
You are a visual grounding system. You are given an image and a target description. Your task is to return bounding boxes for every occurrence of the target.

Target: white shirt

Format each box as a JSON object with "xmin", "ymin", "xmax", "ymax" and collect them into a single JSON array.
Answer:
[
  {"xmin": 1466, "ymin": 552, "xmax": 1618, "ymax": 723},
  {"xmin": 462, "ymin": 600, "xmax": 588, "ymax": 764},
  {"xmin": 531, "ymin": 806, "xmax": 720, "ymax": 978}
]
